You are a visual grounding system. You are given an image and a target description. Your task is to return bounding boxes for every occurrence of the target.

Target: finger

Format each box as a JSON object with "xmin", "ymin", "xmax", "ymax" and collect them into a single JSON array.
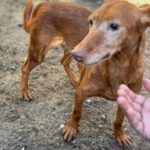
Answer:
[
  {"xmin": 117, "ymin": 91, "xmax": 143, "ymax": 113},
  {"xmin": 143, "ymin": 79, "xmax": 150, "ymax": 92},
  {"xmin": 117, "ymin": 88, "xmax": 132, "ymax": 104},
  {"xmin": 133, "ymin": 95, "xmax": 146, "ymax": 106},
  {"xmin": 118, "ymin": 99, "xmax": 143, "ymax": 135},
  {"xmin": 118, "ymin": 99, "xmax": 142, "ymax": 132},
  {"xmin": 132, "ymin": 101, "xmax": 142, "ymax": 112},
  {"xmin": 143, "ymin": 99, "xmax": 150, "ymax": 112},
  {"xmin": 117, "ymin": 97, "xmax": 130, "ymax": 111},
  {"xmin": 126, "ymin": 107, "xmax": 141, "ymax": 127},
  {"xmin": 142, "ymin": 111, "xmax": 150, "ymax": 139},
  {"xmin": 118, "ymin": 84, "xmax": 136, "ymax": 101},
  {"xmin": 118, "ymin": 85, "xmax": 146, "ymax": 110}
]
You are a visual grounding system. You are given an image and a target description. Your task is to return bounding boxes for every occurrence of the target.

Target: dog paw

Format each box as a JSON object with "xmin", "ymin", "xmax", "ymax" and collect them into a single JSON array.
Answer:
[
  {"xmin": 115, "ymin": 132, "xmax": 132, "ymax": 147},
  {"xmin": 21, "ymin": 90, "xmax": 32, "ymax": 101},
  {"xmin": 63, "ymin": 124, "xmax": 77, "ymax": 141}
]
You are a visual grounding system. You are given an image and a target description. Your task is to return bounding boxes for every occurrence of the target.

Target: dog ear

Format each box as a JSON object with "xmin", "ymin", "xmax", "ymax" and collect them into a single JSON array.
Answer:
[{"xmin": 140, "ymin": 5, "xmax": 150, "ymax": 28}]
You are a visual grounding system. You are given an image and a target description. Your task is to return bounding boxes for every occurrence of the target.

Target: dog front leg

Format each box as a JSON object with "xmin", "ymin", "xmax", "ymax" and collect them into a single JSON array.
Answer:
[
  {"xmin": 61, "ymin": 52, "xmax": 79, "ymax": 87},
  {"xmin": 63, "ymin": 87, "xmax": 84, "ymax": 141},
  {"xmin": 114, "ymin": 105, "xmax": 132, "ymax": 147}
]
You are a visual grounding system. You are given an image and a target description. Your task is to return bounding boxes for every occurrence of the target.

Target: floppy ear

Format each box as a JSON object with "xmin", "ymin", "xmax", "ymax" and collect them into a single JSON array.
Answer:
[{"xmin": 140, "ymin": 5, "xmax": 150, "ymax": 28}]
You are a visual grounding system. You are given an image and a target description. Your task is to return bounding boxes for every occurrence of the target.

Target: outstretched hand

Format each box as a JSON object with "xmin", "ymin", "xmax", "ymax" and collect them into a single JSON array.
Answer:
[{"xmin": 117, "ymin": 79, "xmax": 150, "ymax": 139}]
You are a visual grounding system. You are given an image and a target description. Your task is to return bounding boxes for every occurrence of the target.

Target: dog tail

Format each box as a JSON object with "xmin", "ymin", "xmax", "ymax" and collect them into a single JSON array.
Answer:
[{"xmin": 23, "ymin": 0, "xmax": 33, "ymax": 33}]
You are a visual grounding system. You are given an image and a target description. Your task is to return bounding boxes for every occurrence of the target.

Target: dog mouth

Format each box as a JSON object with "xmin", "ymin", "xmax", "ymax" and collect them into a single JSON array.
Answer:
[
  {"xmin": 100, "ymin": 53, "xmax": 111, "ymax": 61},
  {"xmin": 85, "ymin": 53, "xmax": 112, "ymax": 66}
]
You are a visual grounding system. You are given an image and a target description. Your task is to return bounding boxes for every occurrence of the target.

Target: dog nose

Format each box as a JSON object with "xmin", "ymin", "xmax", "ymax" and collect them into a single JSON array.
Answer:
[{"xmin": 72, "ymin": 51, "xmax": 83, "ymax": 62}]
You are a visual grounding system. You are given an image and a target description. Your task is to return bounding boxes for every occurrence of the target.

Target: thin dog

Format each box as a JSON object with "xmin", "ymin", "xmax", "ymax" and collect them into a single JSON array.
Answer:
[
  {"xmin": 21, "ymin": 0, "xmax": 91, "ymax": 100},
  {"xmin": 63, "ymin": 0, "xmax": 150, "ymax": 147}
]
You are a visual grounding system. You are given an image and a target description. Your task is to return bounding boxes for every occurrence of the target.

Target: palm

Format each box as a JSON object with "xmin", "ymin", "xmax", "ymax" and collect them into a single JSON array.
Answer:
[{"xmin": 117, "ymin": 79, "xmax": 150, "ymax": 139}]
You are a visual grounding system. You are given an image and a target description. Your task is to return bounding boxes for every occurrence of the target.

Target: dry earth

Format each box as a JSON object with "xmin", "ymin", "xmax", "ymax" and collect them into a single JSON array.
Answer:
[{"xmin": 0, "ymin": 0, "xmax": 150, "ymax": 150}]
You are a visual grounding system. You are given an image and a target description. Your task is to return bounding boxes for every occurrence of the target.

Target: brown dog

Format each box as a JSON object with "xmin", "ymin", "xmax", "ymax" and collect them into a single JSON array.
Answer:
[
  {"xmin": 63, "ymin": 0, "xmax": 150, "ymax": 147},
  {"xmin": 21, "ymin": 0, "xmax": 91, "ymax": 100}
]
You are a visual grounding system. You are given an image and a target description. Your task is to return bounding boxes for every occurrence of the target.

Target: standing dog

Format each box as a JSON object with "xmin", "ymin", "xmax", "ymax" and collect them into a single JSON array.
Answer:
[
  {"xmin": 63, "ymin": 0, "xmax": 150, "ymax": 147},
  {"xmin": 21, "ymin": 0, "xmax": 91, "ymax": 100}
]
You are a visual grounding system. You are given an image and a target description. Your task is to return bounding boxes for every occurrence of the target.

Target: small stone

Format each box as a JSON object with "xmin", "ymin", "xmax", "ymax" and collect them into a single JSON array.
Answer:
[
  {"xmin": 11, "ymin": 66, "xmax": 15, "ymax": 70},
  {"xmin": 72, "ymin": 140, "xmax": 76, "ymax": 144},
  {"xmin": 18, "ymin": 137, "xmax": 22, "ymax": 140},
  {"xmin": 40, "ymin": 126, "xmax": 44, "ymax": 129},
  {"xmin": 17, "ymin": 24, "xmax": 22, "ymax": 27},
  {"xmin": 87, "ymin": 99, "xmax": 91, "ymax": 103},
  {"xmin": 21, "ymin": 147, "xmax": 26, "ymax": 150},
  {"xmin": 102, "ymin": 114, "xmax": 106, "ymax": 119},
  {"xmin": 56, "ymin": 136, "xmax": 60, "ymax": 140},
  {"xmin": 60, "ymin": 124, "xmax": 64, "ymax": 129}
]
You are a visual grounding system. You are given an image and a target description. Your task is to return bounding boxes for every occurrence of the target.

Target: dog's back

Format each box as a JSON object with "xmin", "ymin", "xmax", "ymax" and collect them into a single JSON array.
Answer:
[{"xmin": 24, "ymin": 1, "xmax": 91, "ymax": 48}]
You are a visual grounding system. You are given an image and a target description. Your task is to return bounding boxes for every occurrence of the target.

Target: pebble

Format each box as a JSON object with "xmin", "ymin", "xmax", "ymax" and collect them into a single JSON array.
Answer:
[
  {"xmin": 102, "ymin": 114, "xmax": 106, "ymax": 119},
  {"xmin": 11, "ymin": 66, "xmax": 16, "ymax": 70},
  {"xmin": 60, "ymin": 124, "xmax": 64, "ymax": 129},
  {"xmin": 87, "ymin": 99, "xmax": 91, "ymax": 103},
  {"xmin": 21, "ymin": 147, "xmax": 26, "ymax": 150},
  {"xmin": 17, "ymin": 24, "xmax": 22, "ymax": 27}
]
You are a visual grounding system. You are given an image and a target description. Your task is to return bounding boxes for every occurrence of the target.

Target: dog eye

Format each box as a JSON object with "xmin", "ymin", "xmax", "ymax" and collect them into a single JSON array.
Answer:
[
  {"xmin": 109, "ymin": 23, "xmax": 119, "ymax": 31},
  {"xmin": 89, "ymin": 19, "xmax": 93, "ymax": 27}
]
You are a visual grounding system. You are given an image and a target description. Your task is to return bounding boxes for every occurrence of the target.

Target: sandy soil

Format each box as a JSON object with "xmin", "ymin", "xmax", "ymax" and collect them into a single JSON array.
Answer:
[{"xmin": 0, "ymin": 0, "xmax": 150, "ymax": 149}]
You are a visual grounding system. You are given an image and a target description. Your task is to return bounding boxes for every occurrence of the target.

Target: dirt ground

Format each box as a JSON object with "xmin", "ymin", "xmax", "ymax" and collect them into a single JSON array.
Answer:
[{"xmin": 0, "ymin": 0, "xmax": 150, "ymax": 149}]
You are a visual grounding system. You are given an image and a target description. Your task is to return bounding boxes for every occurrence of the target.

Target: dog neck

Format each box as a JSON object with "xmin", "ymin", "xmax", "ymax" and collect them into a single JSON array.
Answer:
[
  {"xmin": 109, "ymin": 33, "xmax": 145, "ymax": 66},
  {"xmin": 96, "ymin": 34, "xmax": 145, "ymax": 98}
]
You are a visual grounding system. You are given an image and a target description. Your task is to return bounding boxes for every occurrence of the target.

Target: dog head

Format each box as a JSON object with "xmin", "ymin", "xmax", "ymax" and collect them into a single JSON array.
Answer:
[{"xmin": 72, "ymin": 1, "xmax": 150, "ymax": 65}]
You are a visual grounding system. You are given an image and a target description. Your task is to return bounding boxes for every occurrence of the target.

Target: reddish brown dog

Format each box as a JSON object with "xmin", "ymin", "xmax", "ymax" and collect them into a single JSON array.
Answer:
[
  {"xmin": 21, "ymin": 0, "xmax": 91, "ymax": 100},
  {"xmin": 21, "ymin": 0, "xmax": 150, "ymax": 147},
  {"xmin": 63, "ymin": 0, "xmax": 150, "ymax": 147}
]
